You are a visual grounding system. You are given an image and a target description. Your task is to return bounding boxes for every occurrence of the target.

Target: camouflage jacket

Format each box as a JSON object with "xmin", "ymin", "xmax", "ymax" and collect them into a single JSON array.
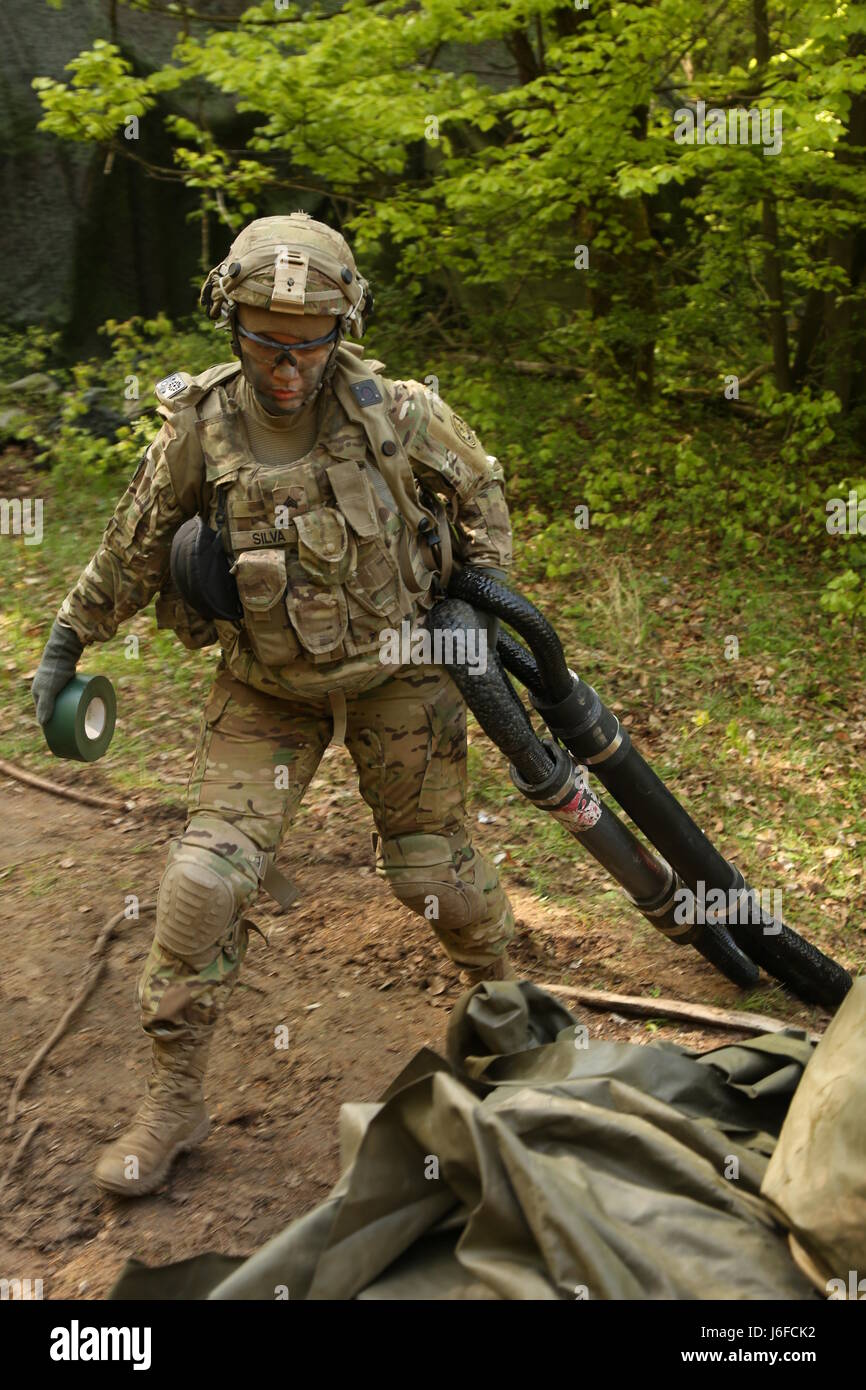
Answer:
[{"xmin": 57, "ymin": 344, "xmax": 513, "ymax": 700}]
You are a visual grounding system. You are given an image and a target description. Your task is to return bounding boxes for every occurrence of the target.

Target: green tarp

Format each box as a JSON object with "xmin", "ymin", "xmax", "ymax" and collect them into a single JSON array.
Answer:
[{"xmin": 110, "ymin": 980, "xmax": 866, "ymax": 1300}]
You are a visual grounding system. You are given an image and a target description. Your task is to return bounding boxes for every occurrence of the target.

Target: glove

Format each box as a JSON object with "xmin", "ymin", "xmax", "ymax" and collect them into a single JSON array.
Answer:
[{"xmin": 31, "ymin": 620, "xmax": 84, "ymax": 726}]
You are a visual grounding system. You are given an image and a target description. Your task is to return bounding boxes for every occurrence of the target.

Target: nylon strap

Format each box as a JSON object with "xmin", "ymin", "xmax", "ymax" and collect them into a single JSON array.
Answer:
[
  {"xmin": 262, "ymin": 860, "xmax": 300, "ymax": 909},
  {"xmin": 329, "ymin": 689, "xmax": 348, "ymax": 746},
  {"xmin": 332, "ymin": 350, "xmax": 450, "ymax": 590},
  {"xmin": 233, "ymin": 247, "xmax": 364, "ymax": 312},
  {"xmin": 332, "ymin": 350, "xmax": 434, "ymax": 539}
]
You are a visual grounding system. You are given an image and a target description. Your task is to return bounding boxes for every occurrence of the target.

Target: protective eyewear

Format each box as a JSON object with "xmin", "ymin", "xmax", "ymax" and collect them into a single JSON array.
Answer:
[{"xmin": 236, "ymin": 322, "xmax": 339, "ymax": 367}]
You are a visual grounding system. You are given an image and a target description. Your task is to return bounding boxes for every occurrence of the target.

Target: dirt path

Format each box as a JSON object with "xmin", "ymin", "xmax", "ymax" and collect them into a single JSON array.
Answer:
[{"xmin": 0, "ymin": 755, "xmax": 828, "ymax": 1300}]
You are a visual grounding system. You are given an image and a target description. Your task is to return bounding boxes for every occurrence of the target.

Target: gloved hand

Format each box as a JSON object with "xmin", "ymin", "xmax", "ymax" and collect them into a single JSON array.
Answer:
[{"xmin": 31, "ymin": 620, "xmax": 84, "ymax": 726}]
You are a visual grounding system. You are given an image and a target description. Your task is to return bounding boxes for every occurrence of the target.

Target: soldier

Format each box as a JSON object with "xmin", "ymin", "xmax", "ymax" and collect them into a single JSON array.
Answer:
[{"xmin": 31, "ymin": 214, "xmax": 516, "ymax": 1197}]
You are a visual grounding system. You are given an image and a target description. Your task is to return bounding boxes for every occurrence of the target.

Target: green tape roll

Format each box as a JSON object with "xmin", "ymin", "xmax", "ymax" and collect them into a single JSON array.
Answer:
[{"xmin": 42, "ymin": 674, "xmax": 117, "ymax": 763}]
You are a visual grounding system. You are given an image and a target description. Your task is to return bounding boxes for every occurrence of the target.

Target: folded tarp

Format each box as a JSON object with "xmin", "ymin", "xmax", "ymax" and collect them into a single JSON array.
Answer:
[
  {"xmin": 110, "ymin": 979, "xmax": 866, "ymax": 1300},
  {"xmin": 761, "ymin": 976, "xmax": 866, "ymax": 1294}
]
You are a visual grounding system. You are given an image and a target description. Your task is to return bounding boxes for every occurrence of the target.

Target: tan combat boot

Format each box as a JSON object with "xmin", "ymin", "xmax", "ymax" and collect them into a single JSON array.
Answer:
[
  {"xmin": 458, "ymin": 954, "xmax": 518, "ymax": 987},
  {"xmin": 93, "ymin": 1033, "xmax": 211, "ymax": 1197}
]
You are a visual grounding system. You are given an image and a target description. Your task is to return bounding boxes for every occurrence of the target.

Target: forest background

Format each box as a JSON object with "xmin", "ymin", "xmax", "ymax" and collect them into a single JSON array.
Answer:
[{"xmin": 1, "ymin": 0, "xmax": 864, "ymax": 995}]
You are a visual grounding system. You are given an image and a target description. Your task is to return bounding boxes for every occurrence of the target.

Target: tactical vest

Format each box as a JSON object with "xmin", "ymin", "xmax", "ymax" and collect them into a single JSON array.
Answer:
[{"xmin": 154, "ymin": 345, "xmax": 451, "ymax": 680}]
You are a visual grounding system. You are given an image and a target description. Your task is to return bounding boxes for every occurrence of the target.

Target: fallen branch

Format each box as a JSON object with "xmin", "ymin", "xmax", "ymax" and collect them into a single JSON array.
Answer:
[
  {"xmin": 661, "ymin": 387, "xmax": 768, "ymax": 420},
  {"xmin": 541, "ymin": 983, "xmax": 822, "ymax": 1041},
  {"xmin": 6, "ymin": 903, "xmax": 156, "ymax": 1126},
  {"xmin": 0, "ymin": 1118, "xmax": 43, "ymax": 1200},
  {"xmin": 0, "ymin": 758, "xmax": 131, "ymax": 814},
  {"xmin": 451, "ymin": 352, "xmax": 586, "ymax": 380}
]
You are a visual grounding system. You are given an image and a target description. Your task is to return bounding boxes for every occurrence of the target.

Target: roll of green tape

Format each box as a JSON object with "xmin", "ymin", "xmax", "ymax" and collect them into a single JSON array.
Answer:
[{"xmin": 43, "ymin": 674, "xmax": 117, "ymax": 763}]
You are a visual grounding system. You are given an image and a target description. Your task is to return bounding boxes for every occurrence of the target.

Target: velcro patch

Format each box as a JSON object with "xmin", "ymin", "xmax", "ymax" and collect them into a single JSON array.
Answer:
[
  {"xmin": 451, "ymin": 413, "xmax": 477, "ymax": 448},
  {"xmin": 350, "ymin": 379, "xmax": 384, "ymax": 408},
  {"xmin": 156, "ymin": 373, "xmax": 187, "ymax": 399}
]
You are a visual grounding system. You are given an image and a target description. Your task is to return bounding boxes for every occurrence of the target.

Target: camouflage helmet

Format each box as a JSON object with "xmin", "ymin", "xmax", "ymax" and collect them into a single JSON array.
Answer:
[{"xmin": 200, "ymin": 212, "xmax": 371, "ymax": 339}]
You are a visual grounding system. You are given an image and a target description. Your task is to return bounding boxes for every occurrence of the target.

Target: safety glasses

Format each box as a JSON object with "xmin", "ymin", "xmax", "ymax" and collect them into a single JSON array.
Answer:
[{"xmin": 236, "ymin": 322, "xmax": 340, "ymax": 367}]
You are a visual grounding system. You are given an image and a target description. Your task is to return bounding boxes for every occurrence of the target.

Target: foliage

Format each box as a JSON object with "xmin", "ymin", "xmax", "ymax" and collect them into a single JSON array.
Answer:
[
  {"xmin": 5, "ymin": 303, "xmax": 862, "ymax": 626},
  {"xmin": 820, "ymin": 568, "xmax": 866, "ymax": 625},
  {"xmin": 30, "ymin": 1, "xmax": 866, "ymax": 418},
  {"xmin": 0, "ymin": 313, "xmax": 215, "ymax": 478},
  {"xmin": 0, "ymin": 325, "xmax": 64, "ymax": 380},
  {"xmin": 17, "ymin": 1, "xmax": 866, "ymax": 626}
]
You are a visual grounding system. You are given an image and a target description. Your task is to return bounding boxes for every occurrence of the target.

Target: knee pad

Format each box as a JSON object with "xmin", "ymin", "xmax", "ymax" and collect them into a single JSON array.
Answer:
[
  {"xmin": 155, "ymin": 815, "xmax": 264, "ymax": 970},
  {"xmin": 374, "ymin": 830, "xmax": 515, "ymax": 968},
  {"xmin": 374, "ymin": 830, "xmax": 484, "ymax": 929}
]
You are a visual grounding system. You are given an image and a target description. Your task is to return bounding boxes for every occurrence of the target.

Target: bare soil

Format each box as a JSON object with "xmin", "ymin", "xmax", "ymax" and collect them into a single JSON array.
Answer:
[{"xmin": 0, "ymin": 754, "xmax": 831, "ymax": 1300}]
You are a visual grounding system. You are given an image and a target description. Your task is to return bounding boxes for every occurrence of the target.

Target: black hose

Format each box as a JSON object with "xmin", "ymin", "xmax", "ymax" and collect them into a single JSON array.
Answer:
[
  {"xmin": 509, "ymin": 737, "xmax": 758, "ymax": 989},
  {"xmin": 448, "ymin": 567, "xmax": 572, "ymax": 701},
  {"xmin": 703, "ymin": 867, "xmax": 852, "ymax": 1009},
  {"xmin": 493, "ymin": 650, "xmax": 539, "ymax": 740},
  {"xmin": 453, "ymin": 568, "xmax": 852, "ymax": 1010},
  {"xmin": 541, "ymin": 679, "xmax": 852, "ymax": 1009},
  {"xmin": 428, "ymin": 598, "xmax": 554, "ymax": 784},
  {"xmin": 427, "ymin": 597, "xmax": 758, "ymax": 989},
  {"xmin": 498, "ymin": 631, "xmax": 548, "ymax": 700}
]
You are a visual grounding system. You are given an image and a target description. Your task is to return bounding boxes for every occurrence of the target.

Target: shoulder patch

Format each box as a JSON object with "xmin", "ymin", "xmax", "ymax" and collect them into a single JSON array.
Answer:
[
  {"xmin": 349, "ymin": 379, "xmax": 384, "ymax": 408},
  {"xmin": 450, "ymin": 412, "xmax": 477, "ymax": 448},
  {"xmin": 155, "ymin": 372, "xmax": 188, "ymax": 401}
]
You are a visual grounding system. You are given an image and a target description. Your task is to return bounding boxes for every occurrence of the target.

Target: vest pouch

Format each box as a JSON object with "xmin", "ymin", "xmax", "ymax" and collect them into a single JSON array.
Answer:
[
  {"xmin": 234, "ymin": 548, "xmax": 302, "ymax": 667},
  {"xmin": 294, "ymin": 507, "xmax": 353, "ymax": 586},
  {"xmin": 327, "ymin": 461, "xmax": 411, "ymax": 652},
  {"xmin": 284, "ymin": 579, "xmax": 349, "ymax": 658},
  {"xmin": 341, "ymin": 517, "xmax": 423, "ymax": 655},
  {"xmin": 154, "ymin": 584, "xmax": 219, "ymax": 651}
]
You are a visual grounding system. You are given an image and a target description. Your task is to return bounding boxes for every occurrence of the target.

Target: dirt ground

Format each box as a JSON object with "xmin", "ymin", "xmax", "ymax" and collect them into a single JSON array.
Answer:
[{"xmin": 0, "ymin": 752, "xmax": 831, "ymax": 1301}]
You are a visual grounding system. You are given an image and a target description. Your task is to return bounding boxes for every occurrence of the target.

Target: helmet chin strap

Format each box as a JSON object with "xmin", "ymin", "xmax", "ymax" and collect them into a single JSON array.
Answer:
[
  {"xmin": 319, "ymin": 327, "xmax": 343, "ymax": 388},
  {"xmin": 229, "ymin": 305, "xmax": 242, "ymax": 359}
]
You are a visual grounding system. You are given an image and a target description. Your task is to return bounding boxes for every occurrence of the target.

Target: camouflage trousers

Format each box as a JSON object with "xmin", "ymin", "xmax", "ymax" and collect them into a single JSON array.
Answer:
[{"xmin": 138, "ymin": 663, "xmax": 515, "ymax": 1039}]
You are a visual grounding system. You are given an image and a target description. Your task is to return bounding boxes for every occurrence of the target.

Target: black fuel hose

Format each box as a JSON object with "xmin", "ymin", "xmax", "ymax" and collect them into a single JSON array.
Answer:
[
  {"xmin": 451, "ymin": 569, "xmax": 852, "ymax": 1010},
  {"xmin": 428, "ymin": 599, "xmax": 554, "ymax": 785},
  {"xmin": 427, "ymin": 597, "xmax": 759, "ymax": 988},
  {"xmin": 448, "ymin": 567, "xmax": 572, "ymax": 702}
]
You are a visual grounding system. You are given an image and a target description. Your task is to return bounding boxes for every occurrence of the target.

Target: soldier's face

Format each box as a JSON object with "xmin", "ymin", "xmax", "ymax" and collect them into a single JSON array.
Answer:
[{"xmin": 236, "ymin": 304, "xmax": 338, "ymax": 415}]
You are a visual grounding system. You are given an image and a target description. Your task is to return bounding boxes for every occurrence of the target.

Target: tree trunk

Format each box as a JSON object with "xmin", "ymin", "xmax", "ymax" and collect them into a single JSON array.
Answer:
[
  {"xmin": 754, "ymin": 0, "xmax": 793, "ymax": 392},
  {"xmin": 821, "ymin": 34, "xmax": 866, "ymax": 412}
]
